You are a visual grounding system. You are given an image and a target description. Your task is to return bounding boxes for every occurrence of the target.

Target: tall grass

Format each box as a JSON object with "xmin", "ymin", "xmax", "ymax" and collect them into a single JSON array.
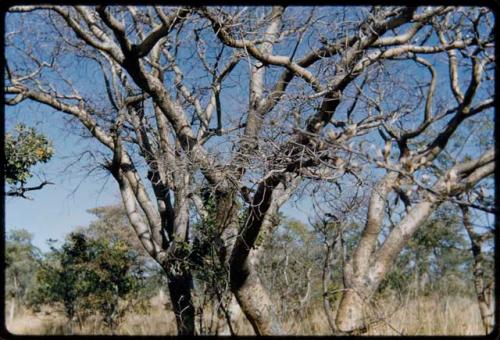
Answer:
[
  {"xmin": 5, "ymin": 303, "xmax": 178, "ymax": 336},
  {"xmin": 5, "ymin": 293, "xmax": 486, "ymax": 335}
]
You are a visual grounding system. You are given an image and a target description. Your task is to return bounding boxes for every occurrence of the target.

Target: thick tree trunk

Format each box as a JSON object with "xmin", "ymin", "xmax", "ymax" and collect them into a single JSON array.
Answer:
[
  {"xmin": 166, "ymin": 271, "xmax": 196, "ymax": 335},
  {"xmin": 335, "ymin": 275, "xmax": 372, "ymax": 333},
  {"xmin": 227, "ymin": 179, "xmax": 297, "ymax": 335},
  {"xmin": 230, "ymin": 254, "xmax": 283, "ymax": 335},
  {"xmin": 476, "ymin": 283, "xmax": 494, "ymax": 334},
  {"xmin": 212, "ymin": 189, "xmax": 251, "ymax": 335},
  {"xmin": 336, "ymin": 200, "xmax": 435, "ymax": 333},
  {"xmin": 335, "ymin": 173, "xmax": 396, "ymax": 333},
  {"xmin": 461, "ymin": 206, "xmax": 494, "ymax": 334}
]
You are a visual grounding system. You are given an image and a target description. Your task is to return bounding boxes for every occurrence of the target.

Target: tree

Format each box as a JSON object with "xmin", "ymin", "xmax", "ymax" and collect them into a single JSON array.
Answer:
[
  {"xmin": 77, "ymin": 204, "xmax": 170, "ymax": 301},
  {"xmin": 31, "ymin": 232, "xmax": 147, "ymax": 332},
  {"xmin": 460, "ymin": 203, "xmax": 494, "ymax": 334},
  {"xmin": 5, "ymin": 6, "xmax": 495, "ymax": 335},
  {"xmin": 5, "ymin": 229, "xmax": 41, "ymax": 321},
  {"xmin": 260, "ymin": 218, "xmax": 322, "ymax": 318},
  {"xmin": 4, "ymin": 124, "xmax": 54, "ymax": 198},
  {"xmin": 78, "ymin": 204, "xmax": 152, "ymax": 261}
]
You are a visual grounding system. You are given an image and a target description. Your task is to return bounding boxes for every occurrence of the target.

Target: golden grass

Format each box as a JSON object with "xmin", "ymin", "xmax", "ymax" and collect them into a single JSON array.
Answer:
[
  {"xmin": 367, "ymin": 293, "xmax": 485, "ymax": 335},
  {"xmin": 5, "ymin": 293, "xmax": 487, "ymax": 335},
  {"xmin": 5, "ymin": 303, "xmax": 178, "ymax": 336},
  {"xmin": 280, "ymin": 293, "xmax": 486, "ymax": 335}
]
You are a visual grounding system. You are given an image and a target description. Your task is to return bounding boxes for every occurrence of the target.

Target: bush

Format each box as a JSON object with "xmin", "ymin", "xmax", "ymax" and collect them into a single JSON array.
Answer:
[
  {"xmin": 5, "ymin": 124, "xmax": 53, "ymax": 186},
  {"xmin": 30, "ymin": 232, "xmax": 148, "ymax": 331}
]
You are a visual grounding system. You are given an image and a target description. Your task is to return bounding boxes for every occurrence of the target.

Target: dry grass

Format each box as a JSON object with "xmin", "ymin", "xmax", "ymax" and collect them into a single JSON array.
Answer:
[
  {"xmin": 5, "ymin": 303, "xmax": 177, "ymax": 336},
  {"xmin": 233, "ymin": 293, "xmax": 487, "ymax": 336},
  {"xmin": 5, "ymin": 294, "xmax": 486, "ymax": 335},
  {"xmin": 367, "ymin": 293, "xmax": 485, "ymax": 335}
]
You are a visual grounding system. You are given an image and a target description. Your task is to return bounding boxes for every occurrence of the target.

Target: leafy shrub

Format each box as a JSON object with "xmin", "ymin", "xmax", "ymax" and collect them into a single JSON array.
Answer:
[
  {"xmin": 31, "ymin": 233, "xmax": 148, "ymax": 331},
  {"xmin": 5, "ymin": 124, "xmax": 54, "ymax": 185}
]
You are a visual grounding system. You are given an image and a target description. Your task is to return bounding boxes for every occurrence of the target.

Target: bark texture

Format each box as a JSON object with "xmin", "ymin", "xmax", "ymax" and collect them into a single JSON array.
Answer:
[{"xmin": 461, "ymin": 205, "xmax": 494, "ymax": 334}]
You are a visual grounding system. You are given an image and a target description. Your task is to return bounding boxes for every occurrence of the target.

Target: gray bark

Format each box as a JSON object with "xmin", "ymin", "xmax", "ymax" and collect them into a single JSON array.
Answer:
[
  {"xmin": 336, "ymin": 150, "xmax": 495, "ymax": 333},
  {"xmin": 461, "ymin": 205, "xmax": 494, "ymax": 334}
]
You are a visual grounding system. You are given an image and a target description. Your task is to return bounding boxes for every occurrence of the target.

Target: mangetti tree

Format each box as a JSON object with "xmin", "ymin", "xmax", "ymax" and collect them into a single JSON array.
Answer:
[{"xmin": 5, "ymin": 6, "xmax": 495, "ymax": 335}]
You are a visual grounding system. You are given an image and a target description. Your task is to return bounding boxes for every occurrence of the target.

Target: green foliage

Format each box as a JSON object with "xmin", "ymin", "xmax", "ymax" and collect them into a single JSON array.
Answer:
[
  {"xmin": 83, "ymin": 205, "xmax": 144, "ymax": 253},
  {"xmin": 190, "ymin": 189, "xmax": 239, "ymax": 321},
  {"xmin": 81, "ymin": 204, "xmax": 168, "ymax": 296},
  {"xmin": 5, "ymin": 229, "xmax": 41, "ymax": 308},
  {"xmin": 287, "ymin": 219, "xmax": 313, "ymax": 244},
  {"xmin": 31, "ymin": 232, "xmax": 147, "ymax": 330},
  {"xmin": 5, "ymin": 124, "xmax": 54, "ymax": 185},
  {"xmin": 378, "ymin": 267, "xmax": 412, "ymax": 293},
  {"xmin": 326, "ymin": 281, "xmax": 343, "ymax": 306},
  {"xmin": 191, "ymin": 192, "xmax": 229, "ymax": 294}
]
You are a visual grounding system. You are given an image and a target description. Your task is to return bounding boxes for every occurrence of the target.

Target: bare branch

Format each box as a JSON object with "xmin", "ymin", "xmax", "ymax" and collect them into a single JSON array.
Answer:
[{"xmin": 6, "ymin": 181, "xmax": 54, "ymax": 199}]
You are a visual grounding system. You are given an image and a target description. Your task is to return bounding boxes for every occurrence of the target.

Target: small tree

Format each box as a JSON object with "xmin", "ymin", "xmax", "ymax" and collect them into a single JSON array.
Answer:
[
  {"xmin": 78, "ymin": 204, "xmax": 169, "ymax": 302},
  {"xmin": 4, "ymin": 124, "xmax": 54, "ymax": 198},
  {"xmin": 5, "ymin": 229, "xmax": 41, "ymax": 321},
  {"xmin": 460, "ymin": 204, "xmax": 494, "ymax": 334},
  {"xmin": 32, "ymin": 232, "xmax": 147, "ymax": 332}
]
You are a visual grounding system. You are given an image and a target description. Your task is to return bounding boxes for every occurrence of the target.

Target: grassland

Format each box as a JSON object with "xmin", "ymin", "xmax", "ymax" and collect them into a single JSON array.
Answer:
[{"xmin": 5, "ymin": 292, "xmax": 486, "ymax": 336}]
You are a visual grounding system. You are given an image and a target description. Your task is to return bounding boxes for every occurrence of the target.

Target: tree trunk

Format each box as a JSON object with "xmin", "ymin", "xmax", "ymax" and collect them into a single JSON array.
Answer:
[
  {"xmin": 334, "ymin": 173, "xmax": 396, "ymax": 333},
  {"xmin": 227, "ymin": 177, "xmax": 297, "ymax": 335},
  {"xmin": 461, "ymin": 205, "xmax": 494, "ymax": 334},
  {"xmin": 213, "ymin": 189, "xmax": 251, "ymax": 335},
  {"xmin": 9, "ymin": 300, "xmax": 16, "ymax": 323},
  {"xmin": 336, "ymin": 200, "xmax": 435, "ymax": 333},
  {"xmin": 335, "ymin": 280, "xmax": 371, "ymax": 333},
  {"xmin": 218, "ymin": 295, "xmax": 242, "ymax": 335},
  {"xmin": 476, "ymin": 283, "xmax": 494, "ymax": 334},
  {"xmin": 230, "ymin": 256, "xmax": 283, "ymax": 335},
  {"xmin": 322, "ymin": 241, "xmax": 338, "ymax": 334},
  {"xmin": 166, "ymin": 270, "xmax": 196, "ymax": 335},
  {"xmin": 10, "ymin": 274, "xmax": 19, "ymax": 322}
]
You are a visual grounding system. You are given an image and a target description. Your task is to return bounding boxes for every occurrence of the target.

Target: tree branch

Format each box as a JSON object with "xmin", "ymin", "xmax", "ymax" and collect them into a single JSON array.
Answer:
[{"xmin": 6, "ymin": 181, "xmax": 54, "ymax": 199}]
